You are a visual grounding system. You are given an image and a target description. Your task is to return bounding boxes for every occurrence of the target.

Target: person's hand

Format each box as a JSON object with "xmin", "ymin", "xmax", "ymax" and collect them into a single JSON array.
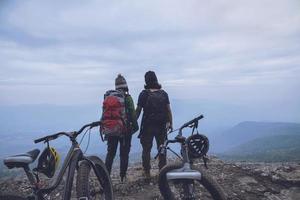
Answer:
[{"xmin": 166, "ymin": 122, "xmax": 173, "ymax": 132}]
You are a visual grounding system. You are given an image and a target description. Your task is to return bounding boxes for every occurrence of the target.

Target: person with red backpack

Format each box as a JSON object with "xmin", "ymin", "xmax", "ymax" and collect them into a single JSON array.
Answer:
[
  {"xmin": 136, "ymin": 71, "xmax": 173, "ymax": 179},
  {"xmin": 100, "ymin": 74, "xmax": 139, "ymax": 182}
]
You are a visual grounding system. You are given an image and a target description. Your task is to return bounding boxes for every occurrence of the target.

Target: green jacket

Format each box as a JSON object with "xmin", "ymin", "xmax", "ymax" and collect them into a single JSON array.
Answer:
[{"xmin": 125, "ymin": 94, "xmax": 139, "ymax": 135}]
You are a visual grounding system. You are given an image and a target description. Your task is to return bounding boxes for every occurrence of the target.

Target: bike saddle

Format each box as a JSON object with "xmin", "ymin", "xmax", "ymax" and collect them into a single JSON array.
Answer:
[{"xmin": 4, "ymin": 149, "xmax": 40, "ymax": 169}]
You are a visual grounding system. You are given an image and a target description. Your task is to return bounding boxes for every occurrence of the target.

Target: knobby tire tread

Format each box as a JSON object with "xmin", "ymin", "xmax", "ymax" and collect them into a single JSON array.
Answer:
[
  {"xmin": 76, "ymin": 160, "xmax": 92, "ymax": 199},
  {"xmin": 76, "ymin": 157, "xmax": 113, "ymax": 200}
]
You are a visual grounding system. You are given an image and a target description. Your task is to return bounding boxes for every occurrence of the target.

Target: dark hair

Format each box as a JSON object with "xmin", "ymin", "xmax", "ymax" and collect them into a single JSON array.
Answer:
[
  {"xmin": 144, "ymin": 82, "xmax": 161, "ymax": 89},
  {"xmin": 144, "ymin": 71, "xmax": 162, "ymax": 89}
]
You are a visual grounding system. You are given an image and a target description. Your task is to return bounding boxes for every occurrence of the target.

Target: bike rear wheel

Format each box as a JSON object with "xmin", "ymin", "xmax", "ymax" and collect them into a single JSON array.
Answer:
[
  {"xmin": 76, "ymin": 156, "xmax": 114, "ymax": 200},
  {"xmin": 158, "ymin": 163, "xmax": 227, "ymax": 200}
]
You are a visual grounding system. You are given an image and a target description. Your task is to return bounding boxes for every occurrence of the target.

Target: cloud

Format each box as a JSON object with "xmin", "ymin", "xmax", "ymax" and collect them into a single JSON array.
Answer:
[{"xmin": 0, "ymin": 0, "xmax": 299, "ymax": 108}]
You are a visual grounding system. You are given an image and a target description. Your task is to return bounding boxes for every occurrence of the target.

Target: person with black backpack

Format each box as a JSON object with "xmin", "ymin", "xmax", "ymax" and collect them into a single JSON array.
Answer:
[
  {"xmin": 100, "ymin": 74, "xmax": 139, "ymax": 182},
  {"xmin": 136, "ymin": 71, "xmax": 173, "ymax": 178}
]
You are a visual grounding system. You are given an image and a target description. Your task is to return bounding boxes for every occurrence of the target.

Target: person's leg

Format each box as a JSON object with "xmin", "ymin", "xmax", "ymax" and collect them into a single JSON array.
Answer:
[
  {"xmin": 140, "ymin": 128, "xmax": 154, "ymax": 173},
  {"xmin": 154, "ymin": 126, "xmax": 167, "ymax": 170},
  {"xmin": 105, "ymin": 136, "xmax": 119, "ymax": 174},
  {"xmin": 119, "ymin": 135, "xmax": 132, "ymax": 180}
]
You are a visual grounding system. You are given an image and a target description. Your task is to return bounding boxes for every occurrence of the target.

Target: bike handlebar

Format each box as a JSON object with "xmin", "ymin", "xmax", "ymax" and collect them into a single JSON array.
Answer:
[
  {"xmin": 75, "ymin": 121, "xmax": 101, "ymax": 137},
  {"xmin": 156, "ymin": 115, "xmax": 204, "ymax": 159},
  {"xmin": 34, "ymin": 121, "xmax": 102, "ymax": 144},
  {"xmin": 178, "ymin": 115, "xmax": 203, "ymax": 136},
  {"xmin": 167, "ymin": 139, "xmax": 179, "ymax": 144},
  {"xmin": 34, "ymin": 132, "xmax": 69, "ymax": 144}
]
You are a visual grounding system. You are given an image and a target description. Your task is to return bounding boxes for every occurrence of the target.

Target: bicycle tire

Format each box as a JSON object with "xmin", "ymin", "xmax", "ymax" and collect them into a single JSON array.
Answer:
[
  {"xmin": 76, "ymin": 156, "xmax": 114, "ymax": 200},
  {"xmin": 0, "ymin": 194, "xmax": 27, "ymax": 200},
  {"xmin": 158, "ymin": 163, "xmax": 227, "ymax": 200}
]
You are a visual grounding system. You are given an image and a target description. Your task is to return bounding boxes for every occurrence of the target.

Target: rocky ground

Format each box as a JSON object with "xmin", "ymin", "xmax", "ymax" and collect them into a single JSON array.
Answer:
[{"xmin": 1, "ymin": 157, "xmax": 300, "ymax": 199}]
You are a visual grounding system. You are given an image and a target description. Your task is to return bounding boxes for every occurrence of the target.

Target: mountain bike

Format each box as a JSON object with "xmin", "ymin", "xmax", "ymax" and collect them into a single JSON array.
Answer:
[
  {"xmin": 157, "ymin": 115, "xmax": 227, "ymax": 200},
  {"xmin": 1, "ymin": 121, "xmax": 114, "ymax": 200}
]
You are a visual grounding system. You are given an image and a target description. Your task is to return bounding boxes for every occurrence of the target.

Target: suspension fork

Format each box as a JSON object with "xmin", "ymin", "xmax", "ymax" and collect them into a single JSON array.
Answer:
[
  {"xmin": 180, "ymin": 142, "xmax": 196, "ymax": 199},
  {"xmin": 63, "ymin": 148, "xmax": 82, "ymax": 200},
  {"xmin": 181, "ymin": 142, "xmax": 190, "ymax": 164}
]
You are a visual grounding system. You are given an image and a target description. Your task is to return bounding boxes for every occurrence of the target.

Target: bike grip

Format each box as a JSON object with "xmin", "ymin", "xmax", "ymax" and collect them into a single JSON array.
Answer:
[
  {"xmin": 90, "ymin": 121, "xmax": 102, "ymax": 128},
  {"xmin": 34, "ymin": 132, "xmax": 62, "ymax": 143},
  {"xmin": 197, "ymin": 115, "xmax": 204, "ymax": 120},
  {"xmin": 167, "ymin": 139, "xmax": 179, "ymax": 144},
  {"xmin": 34, "ymin": 136, "xmax": 48, "ymax": 143},
  {"xmin": 181, "ymin": 114, "xmax": 204, "ymax": 128}
]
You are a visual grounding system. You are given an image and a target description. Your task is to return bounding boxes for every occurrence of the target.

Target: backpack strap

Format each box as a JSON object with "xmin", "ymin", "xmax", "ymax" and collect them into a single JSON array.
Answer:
[{"xmin": 143, "ymin": 89, "xmax": 151, "ymax": 115}]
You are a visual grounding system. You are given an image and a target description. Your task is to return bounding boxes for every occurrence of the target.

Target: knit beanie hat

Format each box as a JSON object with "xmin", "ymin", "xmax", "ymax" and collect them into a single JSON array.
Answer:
[
  {"xmin": 144, "ymin": 71, "xmax": 161, "ymax": 89},
  {"xmin": 115, "ymin": 74, "xmax": 128, "ymax": 91}
]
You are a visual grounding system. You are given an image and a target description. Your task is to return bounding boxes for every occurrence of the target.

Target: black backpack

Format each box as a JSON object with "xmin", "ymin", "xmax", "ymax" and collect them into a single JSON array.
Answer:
[{"xmin": 143, "ymin": 90, "xmax": 168, "ymax": 125}]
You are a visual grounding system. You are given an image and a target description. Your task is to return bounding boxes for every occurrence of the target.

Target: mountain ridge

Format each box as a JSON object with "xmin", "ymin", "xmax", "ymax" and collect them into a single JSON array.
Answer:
[{"xmin": 211, "ymin": 121, "xmax": 300, "ymax": 153}]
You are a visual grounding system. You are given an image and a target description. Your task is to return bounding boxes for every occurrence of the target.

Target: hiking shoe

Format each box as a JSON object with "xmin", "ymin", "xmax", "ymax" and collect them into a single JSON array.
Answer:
[{"xmin": 120, "ymin": 175, "xmax": 127, "ymax": 183}]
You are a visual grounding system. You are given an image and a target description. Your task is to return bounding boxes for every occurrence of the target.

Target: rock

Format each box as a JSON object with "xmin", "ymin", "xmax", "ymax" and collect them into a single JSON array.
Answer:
[
  {"xmin": 256, "ymin": 185, "xmax": 267, "ymax": 192},
  {"xmin": 238, "ymin": 176, "xmax": 258, "ymax": 184},
  {"xmin": 271, "ymin": 174, "xmax": 281, "ymax": 182},
  {"xmin": 1, "ymin": 157, "xmax": 300, "ymax": 200},
  {"xmin": 261, "ymin": 172, "xmax": 269, "ymax": 177},
  {"xmin": 265, "ymin": 194, "xmax": 282, "ymax": 200},
  {"xmin": 280, "ymin": 187, "xmax": 300, "ymax": 199},
  {"xmin": 277, "ymin": 169, "xmax": 300, "ymax": 183}
]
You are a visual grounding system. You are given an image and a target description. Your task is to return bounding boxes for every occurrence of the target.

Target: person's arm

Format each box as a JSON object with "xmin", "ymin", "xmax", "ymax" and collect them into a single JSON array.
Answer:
[
  {"xmin": 166, "ymin": 104, "xmax": 173, "ymax": 131},
  {"xmin": 127, "ymin": 95, "xmax": 139, "ymax": 133},
  {"xmin": 128, "ymin": 96, "xmax": 137, "ymax": 120},
  {"xmin": 136, "ymin": 91, "xmax": 145, "ymax": 120},
  {"xmin": 136, "ymin": 106, "xmax": 142, "ymax": 120},
  {"xmin": 164, "ymin": 91, "xmax": 173, "ymax": 131}
]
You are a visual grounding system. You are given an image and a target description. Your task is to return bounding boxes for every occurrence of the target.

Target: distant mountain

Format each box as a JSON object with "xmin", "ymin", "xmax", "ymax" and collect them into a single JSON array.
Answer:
[
  {"xmin": 0, "ymin": 101, "xmax": 243, "ymax": 159},
  {"xmin": 1, "ymin": 104, "xmax": 300, "ymax": 163},
  {"xmin": 221, "ymin": 134, "xmax": 300, "ymax": 162},
  {"xmin": 210, "ymin": 121, "xmax": 300, "ymax": 153}
]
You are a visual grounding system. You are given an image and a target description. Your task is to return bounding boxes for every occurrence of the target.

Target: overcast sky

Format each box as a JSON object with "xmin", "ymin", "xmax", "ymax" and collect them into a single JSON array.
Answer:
[{"xmin": 0, "ymin": 0, "xmax": 299, "ymax": 115}]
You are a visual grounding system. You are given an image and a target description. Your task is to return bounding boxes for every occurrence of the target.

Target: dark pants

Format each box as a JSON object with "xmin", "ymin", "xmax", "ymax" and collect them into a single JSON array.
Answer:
[
  {"xmin": 105, "ymin": 135, "xmax": 132, "ymax": 177},
  {"xmin": 140, "ymin": 125, "xmax": 167, "ymax": 171}
]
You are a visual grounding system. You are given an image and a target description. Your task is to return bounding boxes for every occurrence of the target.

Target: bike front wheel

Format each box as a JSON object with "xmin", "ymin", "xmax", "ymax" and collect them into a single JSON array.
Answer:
[
  {"xmin": 76, "ymin": 156, "xmax": 114, "ymax": 200},
  {"xmin": 158, "ymin": 163, "xmax": 227, "ymax": 200}
]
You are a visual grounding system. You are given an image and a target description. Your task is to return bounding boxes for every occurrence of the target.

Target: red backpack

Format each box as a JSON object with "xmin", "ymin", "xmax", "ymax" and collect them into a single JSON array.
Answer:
[{"xmin": 100, "ymin": 90, "xmax": 127, "ymax": 138}]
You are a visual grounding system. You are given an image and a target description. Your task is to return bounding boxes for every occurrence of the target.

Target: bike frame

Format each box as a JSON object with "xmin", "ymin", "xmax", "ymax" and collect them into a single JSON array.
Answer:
[
  {"xmin": 165, "ymin": 139, "xmax": 202, "ymax": 181},
  {"xmin": 163, "ymin": 116, "xmax": 204, "ymax": 181},
  {"xmin": 22, "ymin": 130, "xmax": 102, "ymax": 200},
  {"xmin": 22, "ymin": 139, "xmax": 74, "ymax": 199}
]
